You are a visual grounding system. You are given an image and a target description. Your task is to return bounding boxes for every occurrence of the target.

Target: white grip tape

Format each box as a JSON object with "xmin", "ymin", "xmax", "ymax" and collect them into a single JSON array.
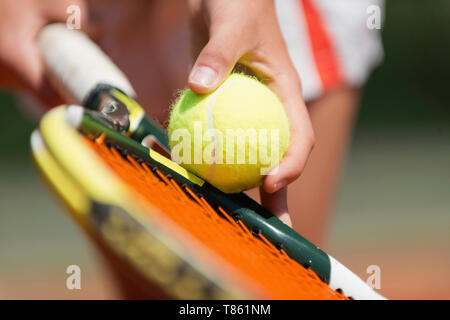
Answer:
[{"xmin": 38, "ymin": 23, "xmax": 135, "ymax": 103}]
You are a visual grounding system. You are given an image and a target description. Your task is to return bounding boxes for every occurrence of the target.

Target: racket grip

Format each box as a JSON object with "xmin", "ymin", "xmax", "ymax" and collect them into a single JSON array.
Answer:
[{"xmin": 38, "ymin": 23, "xmax": 135, "ymax": 104}]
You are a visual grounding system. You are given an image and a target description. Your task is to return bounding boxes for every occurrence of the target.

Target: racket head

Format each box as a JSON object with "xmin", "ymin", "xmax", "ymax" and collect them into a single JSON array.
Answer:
[
  {"xmin": 31, "ymin": 106, "xmax": 257, "ymax": 299},
  {"xmin": 31, "ymin": 105, "xmax": 348, "ymax": 300}
]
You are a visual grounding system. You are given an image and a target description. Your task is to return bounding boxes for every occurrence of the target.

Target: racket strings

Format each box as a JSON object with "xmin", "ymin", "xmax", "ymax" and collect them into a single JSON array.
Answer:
[{"xmin": 87, "ymin": 137, "xmax": 347, "ymax": 300}]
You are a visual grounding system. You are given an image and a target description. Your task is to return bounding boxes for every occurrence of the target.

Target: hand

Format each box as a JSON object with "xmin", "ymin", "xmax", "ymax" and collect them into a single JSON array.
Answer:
[
  {"xmin": 0, "ymin": 0, "xmax": 86, "ymax": 105},
  {"xmin": 188, "ymin": 0, "xmax": 315, "ymax": 226}
]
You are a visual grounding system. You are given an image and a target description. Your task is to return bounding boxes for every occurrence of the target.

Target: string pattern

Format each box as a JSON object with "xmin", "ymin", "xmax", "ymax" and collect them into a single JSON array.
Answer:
[{"xmin": 86, "ymin": 136, "xmax": 347, "ymax": 300}]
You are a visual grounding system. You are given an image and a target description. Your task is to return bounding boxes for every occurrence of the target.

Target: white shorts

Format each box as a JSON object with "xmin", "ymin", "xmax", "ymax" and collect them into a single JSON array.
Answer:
[{"xmin": 275, "ymin": 0, "xmax": 384, "ymax": 101}]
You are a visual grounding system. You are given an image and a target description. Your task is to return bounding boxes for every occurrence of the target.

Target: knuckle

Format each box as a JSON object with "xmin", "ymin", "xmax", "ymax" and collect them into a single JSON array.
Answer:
[
  {"xmin": 203, "ymin": 48, "xmax": 234, "ymax": 68},
  {"xmin": 291, "ymin": 165, "xmax": 303, "ymax": 180},
  {"xmin": 202, "ymin": 35, "xmax": 237, "ymax": 68},
  {"xmin": 281, "ymin": 157, "xmax": 303, "ymax": 182},
  {"xmin": 307, "ymin": 133, "xmax": 316, "ymax": 149},
  {"xmin": 300, "ymin": 127, "xmax": 315, "ymax": 150}
]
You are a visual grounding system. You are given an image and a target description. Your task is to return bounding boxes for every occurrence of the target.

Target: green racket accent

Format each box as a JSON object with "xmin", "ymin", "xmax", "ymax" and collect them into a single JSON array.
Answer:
[
  {"xmin": 83, "ymin": 84, "xmax": 170, "ymax": 151},
  {"xmin": 79, "ymin": 110, "xmax": 332, "ymax": 283}
]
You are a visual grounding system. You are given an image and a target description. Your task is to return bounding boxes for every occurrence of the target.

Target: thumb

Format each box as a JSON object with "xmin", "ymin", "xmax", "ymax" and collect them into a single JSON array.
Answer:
[{"xmin": 188, "ymin": 34, "xmax": 239, "ymax": 94}]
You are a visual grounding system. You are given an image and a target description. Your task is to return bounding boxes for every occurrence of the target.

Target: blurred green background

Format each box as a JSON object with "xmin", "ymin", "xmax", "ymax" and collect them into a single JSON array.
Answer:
[{"xmin": 1, "ymin": 1, "xmax": 449, "ymax": 299}]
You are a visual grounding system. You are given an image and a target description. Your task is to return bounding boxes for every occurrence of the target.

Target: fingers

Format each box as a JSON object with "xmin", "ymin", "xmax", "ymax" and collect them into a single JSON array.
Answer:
[
  {"xmin": 0, "ymin": 0, "xmax": 88, "ymax": 91},
  {"xmin": 186, "ymin": 0, "xmax": 314, "ymax": 195},
  {"xmin": 4, "ymin": 33, "xmax": 64, "ymax": 105},
  {"xmin": 189, "ymin": 40, "xmax": 314, "ymax": 193},
  {"xmin": 188, "ymin": 29, "xmax": 242, "ymax": 94},
  {"xmin": 2, "ymin": 26, "xmax": 44, "ymax": 90},
  {"xmin": 260, "ymin": 186, "xmax": 292, "ymax": 227},
  {"xmin": 263, "ymin": 70, "xmax": 315, "ymax": 194}
]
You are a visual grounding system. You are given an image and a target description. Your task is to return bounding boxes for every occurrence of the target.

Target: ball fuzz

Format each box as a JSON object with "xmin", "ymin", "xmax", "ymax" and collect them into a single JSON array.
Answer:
[{"xmin": 168, "ymin": 73, "xmax": 290, "ymax": 193}]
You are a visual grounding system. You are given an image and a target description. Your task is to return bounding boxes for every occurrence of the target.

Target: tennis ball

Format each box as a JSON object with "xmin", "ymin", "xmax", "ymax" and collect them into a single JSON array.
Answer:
[{"xmin": 168, "ymin": 73, "xmax": 290, "ymax": 193}]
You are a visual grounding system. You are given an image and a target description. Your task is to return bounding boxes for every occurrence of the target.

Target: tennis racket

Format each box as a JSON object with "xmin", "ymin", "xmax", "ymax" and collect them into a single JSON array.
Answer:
[{"xmin": 32, "ymin": 23, "xmax": 385, "ymax": 300}]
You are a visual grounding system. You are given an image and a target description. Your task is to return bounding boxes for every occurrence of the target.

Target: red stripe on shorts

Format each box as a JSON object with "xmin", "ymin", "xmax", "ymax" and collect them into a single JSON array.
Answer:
[{"xmin": 300, "ymin": 0, "xmax": 343, "ymax": 91}]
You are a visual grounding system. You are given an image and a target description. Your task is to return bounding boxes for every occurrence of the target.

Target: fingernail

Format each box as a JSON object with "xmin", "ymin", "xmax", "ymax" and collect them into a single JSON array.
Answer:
[
  {"xmin": 273, "ymin": 180, "xmax": 286, "ymax": 192},
  {"xmin": 189, "ymin": 66, "xmax": 217, "ymax": 88}
]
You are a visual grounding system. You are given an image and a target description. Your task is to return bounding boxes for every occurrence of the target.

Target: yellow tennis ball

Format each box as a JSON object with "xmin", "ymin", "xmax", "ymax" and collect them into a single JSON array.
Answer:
[{"xmin": 168, "ymin": 73, "xmax": 290, "ymax": 193}]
